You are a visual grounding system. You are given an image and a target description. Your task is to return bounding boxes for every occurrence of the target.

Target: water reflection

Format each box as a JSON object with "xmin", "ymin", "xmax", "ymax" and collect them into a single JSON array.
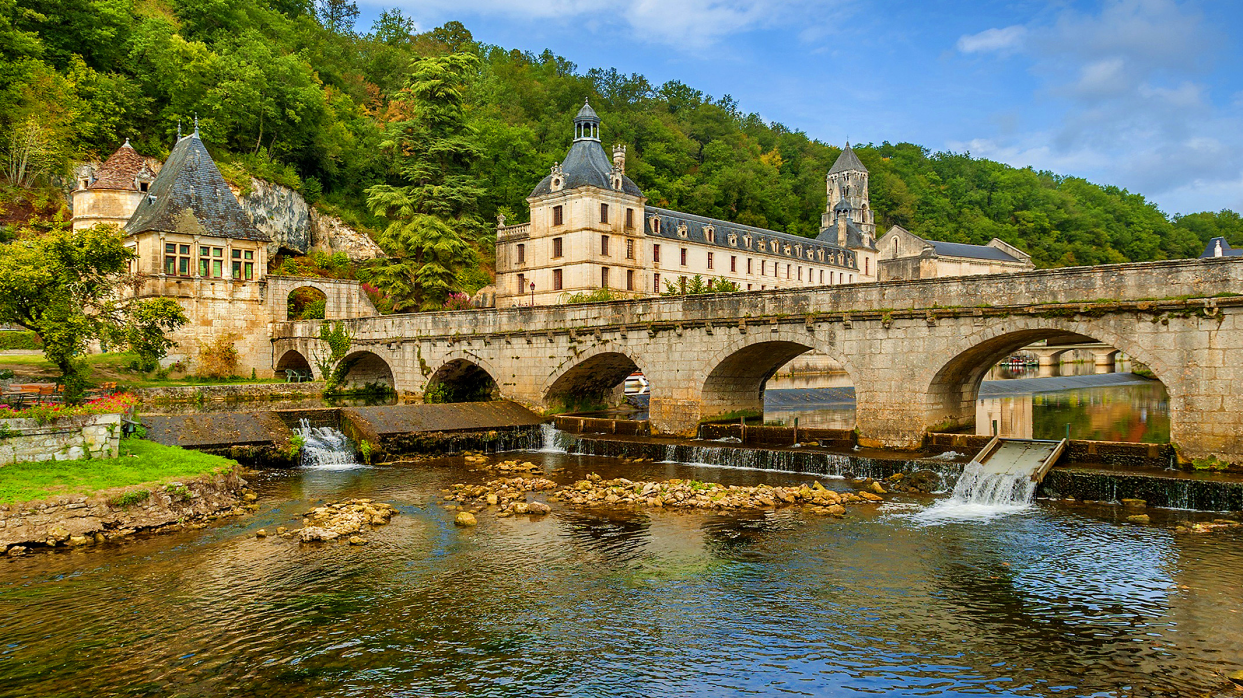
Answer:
[
  {"xmin": 0, "ymin": 454, "xmax": 1240, "ymax": 696},
  {"xmin": 977, "ymin": 383, "xmax": 1170, "ymax": 443}
]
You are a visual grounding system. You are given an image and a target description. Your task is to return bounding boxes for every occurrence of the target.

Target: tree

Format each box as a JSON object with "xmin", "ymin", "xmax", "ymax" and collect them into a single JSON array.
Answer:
[
  {"xmin": 363, "ymin": 52, "xmax": 485, "ymax": 310},
  {"xmin": 316, "ymin": 0, "xmax": 358, "ymax": 35},
  {"xmin": 309, "ymin": 320, "xmax": 355, "ymax": 392},
  {"xmin": 0, "ymin": 224, "xmax": 188, "ymax": 399}
]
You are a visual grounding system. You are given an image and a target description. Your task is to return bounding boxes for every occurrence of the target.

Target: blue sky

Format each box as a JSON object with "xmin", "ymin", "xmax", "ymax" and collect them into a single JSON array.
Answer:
[{"xmin": 359, "ymin": 0, "xmax": 1243, "ymax": 216}]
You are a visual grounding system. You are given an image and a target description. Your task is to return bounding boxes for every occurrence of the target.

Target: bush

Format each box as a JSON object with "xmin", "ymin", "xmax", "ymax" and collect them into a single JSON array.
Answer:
[
  {"xmin": 441, "ymin": 292, "xmax": 472, "ymax": 310},
  {"xmin": 0, "ymin": 331, "xmax": 42, "ymax": 350},
  {"xmin": 198, "ymin": 333, "xmax": 240, "ymax": 379},
  {"xmin": 0, "ymin": 392, "xmax": 139, "ymax": 424}
]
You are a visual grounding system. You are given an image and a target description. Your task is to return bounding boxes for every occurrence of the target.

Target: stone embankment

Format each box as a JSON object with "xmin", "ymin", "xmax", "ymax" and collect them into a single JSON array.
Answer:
[{"xmin": 1, "ymin": 470, "xmax": 248, "ymax": 556}]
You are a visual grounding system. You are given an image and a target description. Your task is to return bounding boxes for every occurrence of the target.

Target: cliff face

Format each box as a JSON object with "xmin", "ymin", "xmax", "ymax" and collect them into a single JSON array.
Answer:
[{"xmin": 229, "ymin": 177, "xmax": 385, "ymax": 261}]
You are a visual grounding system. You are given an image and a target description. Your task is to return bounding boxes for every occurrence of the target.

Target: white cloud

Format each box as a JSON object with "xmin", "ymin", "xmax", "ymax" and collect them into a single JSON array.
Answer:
[
  {"xmin": 956, "ymin": 25, "xmax": 1027, "ymax": 54},
  {"xmin": 953, "ymin": 0, "xmax": 1242, "ymax": 214},
  {"xmin": 386, "ymin": 0, "xmax": 851, "ymax": 49}
]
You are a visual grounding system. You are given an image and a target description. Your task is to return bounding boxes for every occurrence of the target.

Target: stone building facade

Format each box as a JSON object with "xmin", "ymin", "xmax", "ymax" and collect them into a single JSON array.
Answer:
[
  {"xmin": 875, "ymin": 225, "xmax": 1033, "ymax": 281},
  {"xmin": 70, "ymin": 131, "xmax": 376, "ymax": 375},
  {"xmin": 495, "ymin": 104, "xmax": 879, "ymax": 307}
]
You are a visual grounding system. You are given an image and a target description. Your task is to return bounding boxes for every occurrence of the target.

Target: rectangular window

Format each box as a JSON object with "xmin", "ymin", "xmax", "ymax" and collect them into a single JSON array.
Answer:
[
  {"xmin": 626, "ymin": 239, "xmax": 634, "ymax": 259},
  {"xmin": 730, "ymin": 256, "xmax": 737, "ymax": 272},
  {"xmin": 654, "ymin": 273, "xmax": 661, "ymax": 292},
  {"xmin": 798, "ymin": 266, "xmax": 802, "ymax": 281},
  {"xmin": 166, "ymin": 242, "xmax": 177, "ymax": 275},
  {"xmin": 552, "ymin": 237, "xmax": 563, "ymax": 258},
  {"xmin": 747, "ymin": 284, "xmax": 752, "ymax": 290},
  {"xmin": 820, "ymin": 270, "xmax": 824, "ymax": 284},
  {"xmin": 747, "ymin": 258, "xmax": 753, "ymax": 274},
  {"xmin": 212, "ymin": 259, "xmax": 222, "ymax": 277},
  {"xmin": 761, "ymin": 260, "xmax": 766, "ymax": 276},
  {"xmin": 232, "ymin": 260, "xmax": 242, "ymax": 278},
  {"xmin": 601, "ymin": 267, "xmax": 610, "ymax": 288},
  {"xmin": 707, "ymin": 252, "xmax": 714, "ymax": 269},
  {"xmin": 626, "ymin": 208, "xmax": 635, "ymax": 229},
  {"xmin": 653, "ymin": 244, "xmax": 661, "ymax": 263},
  {"xmin": 865, "ymin": 258, "xmax": 870, "ymax": 276},
  {"xmin": 245, "ymin": 263, "xmax": 254, "ymax": 280},
  {"xmin": 786, "ymin": 264, "xmax": 791, "ymax": 279},
  {"xmin": 517, "ymin": 273, "xmax": 525, "ymax": 294},
  {"xmin": 552, "ymin": 205, "xmax": 563, "ymax": 226},
  {"xmin": 680, "ymin": 248, "xmax": 688, "ymax": 266},
  {"xmin": 553, "ymin": 268, "xmax": 563, "ymax": 290},
  {"xmin": 626, "ymin": 269, "xmax": 634, "ymax": 291},
  {"xmin": 600, "ymin": 203, "xmax": 609, "ymax": 224},
  {"xmin": 517, "ymin": 243, "xmax": 525, "ymax": 264},
  {"xmin": 601, "ymin": 235, "xmax": 610, "ymax": 256}
]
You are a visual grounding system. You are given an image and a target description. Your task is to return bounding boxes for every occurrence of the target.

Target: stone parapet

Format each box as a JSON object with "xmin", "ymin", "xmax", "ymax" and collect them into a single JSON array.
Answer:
[{"xmin": 0, "ymin": 413, "xmax": 122, "ymax": 464}]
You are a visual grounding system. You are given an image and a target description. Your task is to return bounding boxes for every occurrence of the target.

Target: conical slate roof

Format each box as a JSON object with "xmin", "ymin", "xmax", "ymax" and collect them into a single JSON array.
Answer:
[
  {"xmin": 529, "ymin": 139, "xmax": 644, "ymax": 198},
  {"xmin": 125, "ymin": 135, "xmax": 268, "ymax": 242},
  {"xmin": 828, "ymin": 143, "xmax": 867, "ymax": 174},
  {"xmin": 89, "ymin": 140, "xmax": 155, "ymax": 191},
  {"xmin": 575, "ymin": 99, "xmax": 600, "ymax": 122}
]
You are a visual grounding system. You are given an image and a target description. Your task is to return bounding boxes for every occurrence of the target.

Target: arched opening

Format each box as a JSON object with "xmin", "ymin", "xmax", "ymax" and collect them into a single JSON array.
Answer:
[
  {"xmin": 929, "ymin": 329, "xmax": 1169, "ymax": 443},
  {"xmin": 275, "ymin": 349, "xmax": 313, "ymax": 380},
  {"xmin": 545, "ymin": 351, "xmax": 642, "ymax": 414},
  {"xmin": 425, "ymin": 359, "xmax": 498, "ymax": 403},
  {"xmin": 287, "ymin": 286, "xmax": 327, "ymax": 320},
  {"xmin": 700, "ymin": 340, "xmax": 838, "ymax": 426},
  {"xmin": 338, "ymin": 351, "xmax": 395, "ymax": 393},
  {"xmin": 763, "ymin": 350, "xmax": 857, "ymax": 430}
]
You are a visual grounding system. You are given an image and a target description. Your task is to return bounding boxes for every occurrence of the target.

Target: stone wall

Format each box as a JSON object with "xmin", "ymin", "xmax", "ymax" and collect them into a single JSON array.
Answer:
[
  {"xmin": 271, "ymin": 257, "xmax": 1243, "ymax": 463},
  {"xmin": 0, "ymin": 414, "xmax": 121, "ymax": 464}
]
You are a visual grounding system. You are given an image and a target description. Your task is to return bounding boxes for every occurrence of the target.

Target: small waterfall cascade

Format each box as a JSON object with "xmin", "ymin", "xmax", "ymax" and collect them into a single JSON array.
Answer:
[
  {"xmin": 947, "ymin": 461, "xmax": 1039, "ymax": 506},
  {"xmin": 537, "ymin": 423, "xmax": 570, "ymax": 454},
  {"xmin": 295, "ymin": 418, "xmax": 358, "ymax": 469}
]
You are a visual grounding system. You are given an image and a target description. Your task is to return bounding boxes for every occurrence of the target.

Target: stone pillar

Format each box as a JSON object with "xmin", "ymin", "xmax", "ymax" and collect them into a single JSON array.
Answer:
[
  {"xmin": 648, "ymin": 394, "xmax": 705, "ymax": 437},
  {"xmin": 1092, "ymin": 349, "xmax": 1119, "ymax": 374}
]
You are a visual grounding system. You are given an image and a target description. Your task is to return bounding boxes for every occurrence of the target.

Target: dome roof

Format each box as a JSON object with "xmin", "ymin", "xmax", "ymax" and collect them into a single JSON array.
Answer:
[
  {"xmin": 529, "ymin": 139, "xmax": 644, "ymax": 198},
  {"xmin": 575, "ymin": 99, "xmax": 600, "ymax": 123}
]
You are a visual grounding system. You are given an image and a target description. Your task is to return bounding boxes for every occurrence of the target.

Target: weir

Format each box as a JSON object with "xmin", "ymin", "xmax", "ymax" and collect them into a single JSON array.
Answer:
[{"xmin": 294, "ymin": 418, "xmax": 357, "ymax": 469}]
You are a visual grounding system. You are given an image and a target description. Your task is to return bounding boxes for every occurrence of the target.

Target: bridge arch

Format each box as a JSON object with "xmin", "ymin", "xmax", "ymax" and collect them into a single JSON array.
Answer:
[
  {"xmin": 542, "ymin": 347, "xmax": 647, "ymax": 412},
  {"xmin": 275, "ymin": 348, "xmax": 314, "ymax": 379},
  {"xmin": 339, "ymin": 350, "xmax": 396, "ymax": 392},
  {"xmin": 692, "ymin": 330, "xmax": 857, "ymax": 425},
  {"xmin": 922, "ymin": 317, "xmax": 1174, "ymax": 434},
  {"xmin": 286, "ymin": 285, "xmax": 327, "ymax": 320},
  {"xmin": 425, "ymin": 354, "xmax": 500, "ymax": 403}
]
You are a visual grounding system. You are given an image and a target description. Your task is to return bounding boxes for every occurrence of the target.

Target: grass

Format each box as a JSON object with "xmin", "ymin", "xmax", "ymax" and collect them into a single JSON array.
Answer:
[
  {"xmin": 0, "ymin": 438, "xmax": 236, "ymax": 504},
  {"xmin": 0, "ymin": 352, "xmax": 286, "ymax": 388}
]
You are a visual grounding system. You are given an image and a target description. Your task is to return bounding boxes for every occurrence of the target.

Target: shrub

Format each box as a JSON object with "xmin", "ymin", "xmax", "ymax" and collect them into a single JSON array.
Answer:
[
  {"xmin": 110, "ymin": 489, "xmax": 150, "ymax": 507},
  {"xmin": 0, "ymin": 330, "xmax": 42, "ymax": 350},
  {"xmin": 198, "ymin": 333, "xmax": 240, "ymax": 379},
  {"xmin": 565, "ymin": 288, "xmax": 616, "ymax": 304},
  {"xmin": 0, "ymin": 392, "xmax": 139, "ymax": 424},
  {"xmin": 441, "ymin": 292, "xmax": 472, "ymax": 310}
]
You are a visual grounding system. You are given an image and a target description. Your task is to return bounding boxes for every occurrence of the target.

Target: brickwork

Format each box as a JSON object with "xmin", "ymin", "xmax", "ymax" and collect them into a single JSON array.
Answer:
[
  {"xmin": 0, "ymin": 414, "xmax": 122, "ymax": 464},
  {"xmin": 272, "ymin": 257, "xmax": 1243, "ymax": 463}
]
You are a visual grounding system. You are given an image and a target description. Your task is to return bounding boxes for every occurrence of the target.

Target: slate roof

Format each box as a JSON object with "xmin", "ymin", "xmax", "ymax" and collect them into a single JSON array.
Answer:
[
  {"xmin": 828, "ymin": 143, "xmax": 867, "ymax": 175},
  {"xmin": 125, "ymin": 134, "xmax": 268, "ymax": 242},
  {"xmin": 815, "ymin": 217, "xmax": 876, "ymax": 251},
  {"xmin": 645, "ymin": 206, "xmax": 860, "ymax": 270},
  {"xmin": 1200, "ymin": 237, "xmax": 1243, "ymax": 258},
  {"xmin": 575, "ymin": 100, "xmax": 600, "ymax": 122},
  {"xmin": 927, "ymin": 240, "xmax": 1020, "ymax": 262},
  {"xmin": 529, "ymin": 139, "xmax": 644, "ymax": 198},
  {"xmin": 88, "ymin": 140, "xmax": 155, "ymax": 191}
]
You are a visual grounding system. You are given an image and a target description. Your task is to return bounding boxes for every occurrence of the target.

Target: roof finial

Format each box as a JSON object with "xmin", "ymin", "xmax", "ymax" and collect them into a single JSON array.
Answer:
[
  {"xmin": 123, "ymin": 137, "xmax": 131, "ymax": 148},
  {"xmin": 193, "ymin": 113, "xmax": 199, "ymax": 137},
  {"xmin": 177, "ymin": 120, "xmax": 182, "ymax": 140}
]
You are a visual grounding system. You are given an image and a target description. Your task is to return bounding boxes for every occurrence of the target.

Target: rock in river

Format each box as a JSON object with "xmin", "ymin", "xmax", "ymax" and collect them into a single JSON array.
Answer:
[{"xmin": 455, "ymin": 511, "xmax": 478, "ymax": 527}]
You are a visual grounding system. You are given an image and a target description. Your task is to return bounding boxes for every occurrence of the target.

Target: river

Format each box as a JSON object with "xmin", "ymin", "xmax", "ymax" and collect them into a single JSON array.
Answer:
[{"xmin": 1, "ymin": 449, "xmax": 1240, "ymax": 697}]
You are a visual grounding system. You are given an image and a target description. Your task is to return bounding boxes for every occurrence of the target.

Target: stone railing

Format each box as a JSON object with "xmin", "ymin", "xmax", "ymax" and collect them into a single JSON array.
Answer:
[
  {"xmin": 497, "ymin": 223, "xmax": 531, "ymax": 242},
  {"xmin": 0, "ymin": 413, "xmax": 122, "ymax": 464}
]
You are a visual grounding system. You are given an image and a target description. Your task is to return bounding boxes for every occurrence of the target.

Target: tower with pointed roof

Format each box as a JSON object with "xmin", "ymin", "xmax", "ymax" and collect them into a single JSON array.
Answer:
[
  {"xmin": 821, "ymin": 143, "xmax": 874, "ymax": 238},
  {"xmin": 71, "ymin": 140, "xmax": 157, "ymax": 231}
]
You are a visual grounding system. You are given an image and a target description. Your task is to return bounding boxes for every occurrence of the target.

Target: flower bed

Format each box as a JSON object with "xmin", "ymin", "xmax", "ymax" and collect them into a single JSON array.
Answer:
[{"xmin": 0, "ymin": 393, "xmax": 138, "ymax": 424}]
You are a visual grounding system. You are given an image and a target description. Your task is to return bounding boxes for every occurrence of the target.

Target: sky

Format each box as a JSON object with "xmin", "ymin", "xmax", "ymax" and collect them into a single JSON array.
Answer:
[{"xmin": 357, "ymin": 0, "xmax": 1243, "ymax": 216}]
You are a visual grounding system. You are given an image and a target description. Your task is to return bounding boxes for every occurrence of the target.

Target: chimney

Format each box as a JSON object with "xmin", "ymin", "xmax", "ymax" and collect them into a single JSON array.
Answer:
[
  {"xmin": 613, "ymin": 144, "xmax": 626, "ymax": 174},
  {"xmin": 837, "ymin": 216, "xmax": 847, "ymax": 247}
]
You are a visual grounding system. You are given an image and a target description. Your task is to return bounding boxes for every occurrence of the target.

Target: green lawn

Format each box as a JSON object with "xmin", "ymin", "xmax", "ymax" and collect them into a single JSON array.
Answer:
[{"xmin": 0, "ymin": 439, "xmax": 236, "ymax": 504}]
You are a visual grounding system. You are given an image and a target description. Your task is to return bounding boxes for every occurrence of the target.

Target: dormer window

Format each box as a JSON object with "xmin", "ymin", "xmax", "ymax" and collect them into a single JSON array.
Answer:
[
  {"xmin": 677, "ymin": 223, "xmax": 688, "ymax": 239},
  {"xmin": 728, "ymin": 234, "xmax": 738, "ymax": 247},
  {"xmin": 783, "ymin": 243, "xmax": 791, "ymax": 255},
  {"xmin": 758, "ymin": 240, "xmax": 766, "ymax": 253},
  {"xmin": 744, "ymin": 235, "xmax": 752, "ymax": 249},
  {"xmin": 704, "ymin": 225, "xmax": 715, "ymax": 243},
  {"xmin": 817, "ymin": 249, "xmax": 824, "ymax": 262},
  {"xmin": 651, "ymin": 216, "xmax": 661, "ymax": 234}
]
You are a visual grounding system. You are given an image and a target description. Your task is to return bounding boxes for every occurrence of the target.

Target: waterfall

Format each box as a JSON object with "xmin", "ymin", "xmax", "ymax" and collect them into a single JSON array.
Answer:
[
  {"xmin": 913, "ymin": 462, "xmax": 1036, "ymax": 522},
  {"xmin": 537, "ymin": 423, "xmax": 569, "ymax": 454},
  {"xmin": 295, "ymin": 418, "xmax": 359, "ymax": 469}
]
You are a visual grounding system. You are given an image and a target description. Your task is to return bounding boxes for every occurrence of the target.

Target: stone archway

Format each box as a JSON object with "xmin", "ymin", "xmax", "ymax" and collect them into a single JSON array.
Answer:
[
  {"xmin": 274, "ymin": 349, "xmax": 314, "ymax": 379},
  {"xmin": 922, "ymin": 318, "xmax": 1173, "ymax": 435},
  {"xmin": 425, "ymin": 358, "xmax": 499, "ymax": 403},
  {"xmin": 287, "ymin": 286, "xmax": 328, "ymax": 320},
  {"xmin": 543, "ymin": 349, "xmax": 645, "ymax": 412},
  {"xmin": 339, "ymin": 350, "xmax": 396, "ymax": 392}
]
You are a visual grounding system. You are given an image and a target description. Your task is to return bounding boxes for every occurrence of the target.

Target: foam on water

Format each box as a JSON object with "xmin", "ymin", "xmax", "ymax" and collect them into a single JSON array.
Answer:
[
  {"xmin": 912, "ymin": 461, "xmax": 1039, "ymax": 523},
  {"xmin": 535, "ymin": 423, "xmax": 569, "ymax": 454},
  {"xmin": 295, "ymin": 418, "xmax": 361, "ymax": 470}
]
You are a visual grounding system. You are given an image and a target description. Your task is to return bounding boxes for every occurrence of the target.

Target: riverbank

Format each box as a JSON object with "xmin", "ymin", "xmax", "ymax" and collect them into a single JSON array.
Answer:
[{"xmin": 0, "ymin": 439, "xmax": 248, "ymax": 555}]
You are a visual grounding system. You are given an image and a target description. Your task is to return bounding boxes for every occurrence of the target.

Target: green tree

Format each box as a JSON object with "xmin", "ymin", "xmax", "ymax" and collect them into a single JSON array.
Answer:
[
  {"xmin": 362, "ymin": 52, "xmax": 484, "ymax": 309},
  {"xmin": 0, "ymin": 224, "xmax": 187, "ymax": 399}
]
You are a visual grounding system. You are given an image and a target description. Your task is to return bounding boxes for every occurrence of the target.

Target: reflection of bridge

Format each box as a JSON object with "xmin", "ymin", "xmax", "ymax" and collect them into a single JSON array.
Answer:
[
  {"xmin": 1025, "ymin": 338, "xmax": 1125, "ymax": 375},
  {"xmin": 272, "ymin": 258, "xmax": 1243, "ymax": 462}
]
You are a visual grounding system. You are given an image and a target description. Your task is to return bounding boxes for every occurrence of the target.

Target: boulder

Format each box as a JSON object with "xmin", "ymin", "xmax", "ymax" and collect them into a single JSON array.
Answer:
[
  {"xmin": 454, "ymin": 511, "xmax": 477, "ymax": 527},
  {"xmin": 1126, "ymin": 514, "xmax": 1151, "ymax": 524},
  {"xmin": 1121, "ymin": 498, "xmax": 1147, "ymax": 509},
  {"xmin": 904, "ymin": 470, "xmax": 942, "ymax": 494},
  {"xmin": 310, "ymin": 209, "xmax": 385, "ymax": 261},
  {"xmin": 527, "ymin": 501, "xmax": 551, "ymax": 515}
]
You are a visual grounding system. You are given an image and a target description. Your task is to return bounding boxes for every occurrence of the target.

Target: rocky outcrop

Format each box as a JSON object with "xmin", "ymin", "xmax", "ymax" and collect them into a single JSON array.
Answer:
[
  {"xmin": 1, "ymin": 470, "xmax": 247, "ymax": 555},
  {"xmin": 310, "ymin": 209, "xmax": 385, "ymax": 260}
]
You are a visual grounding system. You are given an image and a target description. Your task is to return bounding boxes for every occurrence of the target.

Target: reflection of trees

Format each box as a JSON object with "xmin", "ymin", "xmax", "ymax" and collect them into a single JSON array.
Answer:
[{"xmin": 1032, "ymin": 384, "xmax": 1169, "ymax": 443}]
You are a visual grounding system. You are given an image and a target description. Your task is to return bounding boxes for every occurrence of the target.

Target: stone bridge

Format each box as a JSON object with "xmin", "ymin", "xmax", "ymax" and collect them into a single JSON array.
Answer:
[{"xmin": 271, "ymin": 258, "xmax": 1243, "ymax": 462}]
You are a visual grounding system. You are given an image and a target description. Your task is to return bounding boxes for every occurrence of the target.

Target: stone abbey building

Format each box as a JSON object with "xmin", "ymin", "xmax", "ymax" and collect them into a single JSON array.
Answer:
[{"xmin": 495, "ymin": 103, "xmax": 881, "ymax": 307}]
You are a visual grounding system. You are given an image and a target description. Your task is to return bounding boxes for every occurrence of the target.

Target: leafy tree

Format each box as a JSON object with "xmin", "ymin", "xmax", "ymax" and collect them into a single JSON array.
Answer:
[
  {"xmin": 0, "ymin": 224, "xmax": 188, "ymax": 399},
  {"xmin": 362, "ymin": 52, "xmax": 484, "ymax": 309},
  {"xmin": 316, "ymin": 0, "xmax": 358, "ymax": 35},
  {"xmin": 310, "ymin": 319, "xmax": 355, "ymax": 392}
]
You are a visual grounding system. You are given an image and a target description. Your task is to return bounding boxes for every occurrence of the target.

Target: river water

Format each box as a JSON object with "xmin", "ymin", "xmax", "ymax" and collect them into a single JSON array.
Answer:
[{"xmin": 2, "ymin": 450, "xmax": 1240, "ymax": 697}]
